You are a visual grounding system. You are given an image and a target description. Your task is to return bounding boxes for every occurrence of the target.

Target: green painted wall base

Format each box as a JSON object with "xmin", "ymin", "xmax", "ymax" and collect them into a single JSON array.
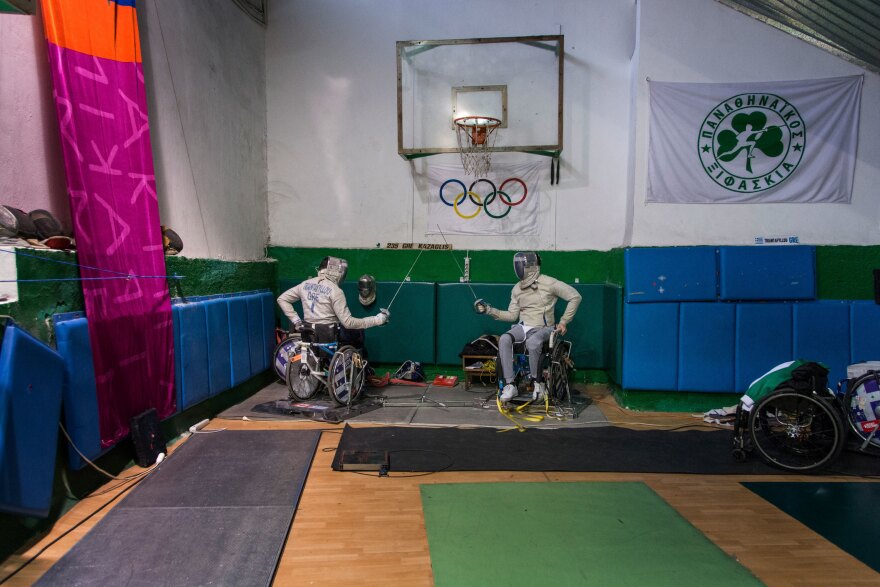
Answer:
[{"xmin": 614, "ymin": 388, "xmax": 741, "ymax": 413}]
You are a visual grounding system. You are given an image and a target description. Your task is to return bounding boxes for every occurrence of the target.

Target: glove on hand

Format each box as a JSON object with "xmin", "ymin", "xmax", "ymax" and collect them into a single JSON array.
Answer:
[
  {"xmin": 473, "ymin": 299, "xmax": 491, "ymax": 314},
  {"xmin": 376, "ymin": 308, "xmax": 390, "ymax": 325}
]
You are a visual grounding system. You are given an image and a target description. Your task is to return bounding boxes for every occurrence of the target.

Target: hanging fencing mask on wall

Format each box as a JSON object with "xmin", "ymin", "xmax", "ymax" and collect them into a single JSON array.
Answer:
[
  {"xmin": 319, "ymin": 256, "xmax": 348, "ymax": 284},
  {"xmin": 358, "ymin": 274, "xmax": 376, "ymax": 306},
  {"xmin": 513, "ymin": 251, "xmax": 541, "ymax": 288}
]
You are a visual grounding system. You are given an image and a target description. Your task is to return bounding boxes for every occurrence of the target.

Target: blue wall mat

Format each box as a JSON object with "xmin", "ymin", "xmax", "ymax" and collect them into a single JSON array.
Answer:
[
  {"xmin": 678, "ymin": 303, "xmax": 736, "ymax": 392},
  {"xmin": 205, "ymin": 300, "xmax": 233, "ymax": 397},
  {"xmin": 260, "ymin": 292, "xmax": 275, "ymax": 371},
  {"xmin": 177, "ymin": 303, "xmax": 211, "ymax": 410},
  {"xmin": 718, "ymin": 246, "xmax": 815, "ymax": 301},
  {"xmin": 850, "ymin": 301, "xmax": 880, "ymax": 364},
  {"xmin": 54, "ymin": 317, "xmax": 102, "ymax": 470},
  {"xmin": 793, "ymin": 301, "xmax": 851, "ymax": 389},
  {"xmin": 624, "ymin": 247, "xmax": 717, "ymax": 303},
  {"xmin": 622, "ymin": 303, "xmax": 679, "ymax": 390},
  {"xmin": 245, "ymin": 295, "xmax": 267, "ymax": 374},
  {"xmin": 0, "ymin": 322, "xmax": 64, "ymax": 517},
  {"xmin": 735, "ymin": 304, "xmax": 794, "ymax": 392},
  {"xmin": 227, "ymin": 297, "xmax": 252, "ymax": 386},
  {"xmin": 435, "ymin": 284, "xmax": 513, "ymax": 366},
  {"xmin": 171, "ymin": 305, "xmax": 183, "ymax": 414}
]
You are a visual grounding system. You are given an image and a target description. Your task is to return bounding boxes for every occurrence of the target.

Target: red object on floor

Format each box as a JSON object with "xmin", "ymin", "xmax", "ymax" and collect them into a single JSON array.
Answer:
[{"xmin": 433, "ymin": 375, "xmax": 458, "ymax": 387}]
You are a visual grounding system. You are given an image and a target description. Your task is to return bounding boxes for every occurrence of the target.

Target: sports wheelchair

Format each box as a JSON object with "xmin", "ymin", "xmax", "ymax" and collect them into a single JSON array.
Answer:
[
  {"xmin": 277, "ymin": 323, "xmax": 369, "ymax": 406},
  {"xmin": 497, "ymin": 330, "xmax": 575, "ymax": 408},
  {"xmin": 732, "ymin": 366, "xmax": 880, "ymax": 473}
]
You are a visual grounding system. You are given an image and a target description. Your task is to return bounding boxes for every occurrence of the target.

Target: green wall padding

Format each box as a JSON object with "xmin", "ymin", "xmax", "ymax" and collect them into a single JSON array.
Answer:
[{"xmin": 816, "ymin": 245, "xmax": 880, "ymax": 300}]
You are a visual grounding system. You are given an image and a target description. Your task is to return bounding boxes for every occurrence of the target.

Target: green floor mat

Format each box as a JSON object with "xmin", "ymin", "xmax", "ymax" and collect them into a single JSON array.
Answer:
[{"xmin": 421, "ymin": 482, "xmax": 763, "ymax": 587}]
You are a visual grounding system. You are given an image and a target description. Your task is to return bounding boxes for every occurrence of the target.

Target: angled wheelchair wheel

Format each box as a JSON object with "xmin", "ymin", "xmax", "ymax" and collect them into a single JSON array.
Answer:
[
  {"xmin": 328, "ymin": 345, "xmax": 366, "ymax": 405},
  {"xmin": 748, "ymin": 389, "xmax": 845, "ymax": 472},
  {"xmin": 273, "ymin": 334, "xmax": 302, "ymax": 382},
  {"xmin": 286, "ymin": 351, "xmax": 321, "ymax": 400},
  {"xmin": 842, "ymin": 375, "xmax": 880, "ymax": 450},
  {"xmin": 547, "ymin": 340, "xmax": 571, "ymax": 402}
]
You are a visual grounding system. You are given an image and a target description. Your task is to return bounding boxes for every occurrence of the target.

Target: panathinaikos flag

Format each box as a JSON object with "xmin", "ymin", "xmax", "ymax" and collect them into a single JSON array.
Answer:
[{"xmin": 647, "ymin": 75, "xmax": 862, "ymax": 203}]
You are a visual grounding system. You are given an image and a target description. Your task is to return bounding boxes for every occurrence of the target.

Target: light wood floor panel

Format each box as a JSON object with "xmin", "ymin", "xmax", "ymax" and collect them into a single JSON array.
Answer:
[{"xmin": 2, "ymin": 386, "xmax": 878, "ymax": 586}]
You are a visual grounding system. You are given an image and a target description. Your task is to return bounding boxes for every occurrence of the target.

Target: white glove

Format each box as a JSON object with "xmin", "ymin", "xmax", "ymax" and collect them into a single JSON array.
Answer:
[
  {"xmin": 376, "ymin": 308, "xmax": 390, "ymax": 326},
  {"xmin": 474, "ymin": 299, "xmax": 491, "ymax": 314}
]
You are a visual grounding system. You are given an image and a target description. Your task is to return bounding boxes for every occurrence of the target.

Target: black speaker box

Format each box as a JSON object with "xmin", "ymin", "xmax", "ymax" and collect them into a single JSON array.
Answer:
[{"xmin": 130, "ymin": 408, "xmax": 166, "ymax": 467}]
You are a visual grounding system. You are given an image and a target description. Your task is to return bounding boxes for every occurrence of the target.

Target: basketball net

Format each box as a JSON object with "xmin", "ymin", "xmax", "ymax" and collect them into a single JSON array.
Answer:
[{"xmin": 454, "ymin": 116, "xmax": 501, "ymax": 177}]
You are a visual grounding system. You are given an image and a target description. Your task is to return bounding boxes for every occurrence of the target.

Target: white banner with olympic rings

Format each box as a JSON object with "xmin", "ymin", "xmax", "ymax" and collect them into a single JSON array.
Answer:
[{"xmin": 425, "ymin": 161, "xmax": 546, "ymax": 235}]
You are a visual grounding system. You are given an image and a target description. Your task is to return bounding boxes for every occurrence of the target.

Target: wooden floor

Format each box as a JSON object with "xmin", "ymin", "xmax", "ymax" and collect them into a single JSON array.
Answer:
[{"xmin": 2, "ymin": 385, "xmax": 878, "ymax": 586}]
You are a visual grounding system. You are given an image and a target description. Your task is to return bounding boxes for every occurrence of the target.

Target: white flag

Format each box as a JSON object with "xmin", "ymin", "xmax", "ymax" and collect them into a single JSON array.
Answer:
[
  {"xmin": 647, "ymin": 75, "xmax": 863, "ymax": 203},
  {"xmin": 425, "ymin": 161, "xmax": 546, "ymax": 235}
]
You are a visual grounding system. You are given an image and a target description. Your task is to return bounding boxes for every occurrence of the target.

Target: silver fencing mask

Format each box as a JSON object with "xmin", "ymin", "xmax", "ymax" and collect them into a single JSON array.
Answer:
[
  {"xmin": 513, "ymin": 251, "xmax": 541, "ymax": 288},
  {"xmin": 319, "ymin": 256, "xmax": 348, "ymax": 284},
  {"xmin": 358, "ymin": 274, "xmax": 376, "ymax": 306}
]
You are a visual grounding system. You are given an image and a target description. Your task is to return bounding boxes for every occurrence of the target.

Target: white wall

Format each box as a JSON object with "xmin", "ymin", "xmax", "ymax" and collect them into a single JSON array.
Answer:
[
  {"xmin": 267, "ymin": 0, "xmax": 879, "ymax": 251},
  {"xmin": 0, "ymin": 1, "xmax": 268, "ymax": 261},
  {"xmin": 267, "ymin": 0, "xmax": 638, "ymax": 251},
  {"xmin": 139, "ymin": 0, "xmax": 268, "ymax": 260},
  {"xmin": 632, "ymin": 0, "xmax": 880, "ymax": 246}
]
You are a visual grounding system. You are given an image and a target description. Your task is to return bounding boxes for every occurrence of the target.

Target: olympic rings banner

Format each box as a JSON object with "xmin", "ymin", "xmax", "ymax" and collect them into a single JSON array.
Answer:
[{"xmin": 425, "ymin": 161, "xmax": 546, "ymax": 236}]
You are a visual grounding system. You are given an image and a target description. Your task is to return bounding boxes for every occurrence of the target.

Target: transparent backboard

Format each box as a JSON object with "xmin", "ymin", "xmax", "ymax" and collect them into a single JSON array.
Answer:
[{"xmin": 397, "ymin": 35, "xmax": 563, "ymax": 159}]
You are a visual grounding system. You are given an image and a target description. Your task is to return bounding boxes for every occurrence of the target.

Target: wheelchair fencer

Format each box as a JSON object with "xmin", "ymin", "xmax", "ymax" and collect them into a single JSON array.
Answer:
[
  {"xmin": 283, "ymin": 323, "xmax": 369, "ymax": 406},
  {"xmin": 497, "ymin": 329, "xmax": 574, "ymax": 405}
]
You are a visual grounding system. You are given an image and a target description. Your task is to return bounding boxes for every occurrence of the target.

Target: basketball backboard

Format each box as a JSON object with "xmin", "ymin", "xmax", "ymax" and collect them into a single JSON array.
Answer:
[{"xmin": 397, "ymin": 35, "xmax": 564, "ymax": 160}]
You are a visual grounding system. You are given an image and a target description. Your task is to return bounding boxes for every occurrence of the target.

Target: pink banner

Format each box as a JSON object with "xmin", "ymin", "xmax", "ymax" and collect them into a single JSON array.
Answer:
[{"xmin": 45, "ymin": 42, "xmax": 175, "ymax": 447}]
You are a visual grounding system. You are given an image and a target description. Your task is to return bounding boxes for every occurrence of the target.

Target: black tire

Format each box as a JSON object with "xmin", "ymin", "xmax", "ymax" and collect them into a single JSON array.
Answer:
[
  {"xmin": 748, "ymin": 389, "xmax": 845, "ymax": 472},
  {"xmin": 841, "ymin": 376, "xmax": 880, "ymax": 450},
  {"xmin": 286, "ymin": 354, "xmax": 321, "ymax": 400},
  {"xmin": 328, "ymin": 345, "xmax": 366, "ymax": 405},
  {"xmin": 273, "ymin": 334, "xmax": 302, "ymax": 382},
  {"xmin": 547, "ymin": 340, "xmax": 571, "ymax": 402}
]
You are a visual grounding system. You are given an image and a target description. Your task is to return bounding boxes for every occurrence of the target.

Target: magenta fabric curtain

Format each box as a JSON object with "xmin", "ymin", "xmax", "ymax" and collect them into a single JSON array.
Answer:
[{"xmin": 42, "ymin": 0, "xmax": 175, "ymax": 447}]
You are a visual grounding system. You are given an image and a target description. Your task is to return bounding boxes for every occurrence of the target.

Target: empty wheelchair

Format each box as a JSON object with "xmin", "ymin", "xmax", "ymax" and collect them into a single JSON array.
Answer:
[
  {"xmin": 730, "ymin": 361, "xmax": 878, "ymax": 473},
  {"xmin": 284, "ymin": 323, "xmax": 368, "ymax": 406}
]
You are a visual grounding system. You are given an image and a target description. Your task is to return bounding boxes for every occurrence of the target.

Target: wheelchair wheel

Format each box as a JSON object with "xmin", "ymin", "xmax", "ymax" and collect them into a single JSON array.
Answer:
[
  {"xmin": 286, "ymin": 351, "xmax": 321, "ymax": 400},
  {"xmin": 547, "ymin": 340, "xmax": 571, "ymax": 402},
  {"xmin": 273, "ymin": 334, "xmax": 302, "ymax": 382},
  {"xmin": 842, "ymin": 375, "xmax": 880, "ymax": 450},
  {"xmin": 328, "ymin": 345, "xmax": 366, "ymax": 405},
  {"xmin": 748, "ymin": 389, "xmax": 845, "ymax": 472}
]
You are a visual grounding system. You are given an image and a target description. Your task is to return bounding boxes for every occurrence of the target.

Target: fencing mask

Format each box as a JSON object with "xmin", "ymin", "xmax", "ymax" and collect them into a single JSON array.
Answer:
[
  {"xmin": 513, "ymin": 251, "xmax": 541, "ymax": 288},
  {"xmin": 358, "ymin": 274, "xmax": 376, "ymax": 306}
]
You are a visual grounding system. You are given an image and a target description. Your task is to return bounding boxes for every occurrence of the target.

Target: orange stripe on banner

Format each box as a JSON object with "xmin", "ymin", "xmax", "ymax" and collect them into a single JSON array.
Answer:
[{"xmin": 41, "ymin": 0, "xmax": 141, "ymax": 63}]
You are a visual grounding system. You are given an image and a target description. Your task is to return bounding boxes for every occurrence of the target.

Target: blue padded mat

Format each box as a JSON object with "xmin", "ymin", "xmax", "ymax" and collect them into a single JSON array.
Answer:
[
  {"xmin": 793, "ymin": 301, "xmax": 850, "ymax": 388},
  {"xmin": 245, "ymin": 294, "xmax": 267, "ymax": 375},
  {"xmin": 177, "ymin": 303, "xmax": 211, "ymax": 410},
  {"xmin": 228, "ymin": 296, "xmax": 252, "ymax": 386},
  {"xmin": 54, "ymin": 316, "xmax": 102, "ymax": 470},
  {"xmin": 735, "ymin": 303, "xmax": 794, "ymax": 392},
  {"xmin": 678, "ymin": 303, "xmax": 735, "ymax": 393},
  {"xmin": 205, "ymin": 299, "xmax": 233, "ymax": 396},
  {"xmin": 0, "ymin": 322, "xmax": 64, "ymax": 517},
  {"xmin": 850, "ymin": 301, "xmax": 880, "ymax": 365},
  {"xmin": 260, "ymin": 292, "xmax": 275, "ymax": 373},
  {"xmin": 624, "ymin": 247, "xmax": 717, "ymax": 303},
  {"xmin": 718, "ymin": 246, "xmax": 815, "ymax": 301},
  {"xmin": 622, "ymin": 303, "xmax": 679, "ymax": 390}
]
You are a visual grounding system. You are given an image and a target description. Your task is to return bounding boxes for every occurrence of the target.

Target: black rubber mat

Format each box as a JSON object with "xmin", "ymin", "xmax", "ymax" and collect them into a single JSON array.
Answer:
[
  {"xmin": 332, "ymin": 425, "xmax": 880, "ymax": 475},
  {"xmin": 743, "ymin": 482, "xmax": 880, "ymax": 572},
  {"xmin": 37, "ymin": 430, "xmax": 320, "ymax": 586}
]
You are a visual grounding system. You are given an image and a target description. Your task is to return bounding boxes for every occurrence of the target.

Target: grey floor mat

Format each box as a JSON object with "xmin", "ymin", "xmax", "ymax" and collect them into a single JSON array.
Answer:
[
  {"xmin": 219, "ymin": 380, "xmax": 608, "ymax": 429},
  {"xmin": 36, "ymin": 430, "xmax": 320, "ymax": 587}
]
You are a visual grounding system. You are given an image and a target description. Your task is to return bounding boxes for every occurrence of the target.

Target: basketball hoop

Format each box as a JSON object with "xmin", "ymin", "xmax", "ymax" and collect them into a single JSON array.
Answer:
[{"xmin": 454, "ymin": 116, "xmax": 501, "ymax": 177}]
